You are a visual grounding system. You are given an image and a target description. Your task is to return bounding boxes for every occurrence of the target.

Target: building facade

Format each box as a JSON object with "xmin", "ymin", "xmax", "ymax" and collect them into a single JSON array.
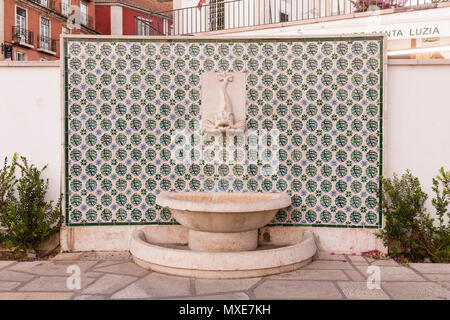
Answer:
[
  {"xmin": 1, "ymin": 0, "xmax": 97, "ymax": 61},
  {"xmin": 160, "ymin": 0, "xmax": 450, "ymax": 59},
  {"xmin": 95, "ymin": 0, "xmax": 173, "ymax": 35}
]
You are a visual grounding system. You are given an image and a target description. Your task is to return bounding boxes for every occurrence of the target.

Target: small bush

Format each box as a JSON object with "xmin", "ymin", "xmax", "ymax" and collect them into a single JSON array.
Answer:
[
  {"xmin": 378, "ymin": 169, "xmax": 449, "ymax": 263},
  {"xmin": 0, "ymin": 156, "xmax": 16, "ymax": 245},
  {"xmin": 0, "ymin": 154, "xmax": 62, "ymax": 257},
  {"xmin": 430, "ymin": 167, "xmax": 450, "ymax": 262}
]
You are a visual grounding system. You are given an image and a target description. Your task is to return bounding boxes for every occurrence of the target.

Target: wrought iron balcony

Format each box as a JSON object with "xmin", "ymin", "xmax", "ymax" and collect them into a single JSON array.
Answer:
[
  {"xmin": 61, "ymin": 3, "xmax": 72, "ymax": 17},
  {"xmin": 29, "ymin": 0, "xmax": 57, "ymax": 11},
  {"xmin": 133, "ymin": 13, "xmax": 173, "ymax": 36},
  {"xmin": 12, "ymin": 26, "xmax": 34, "ymax": 47},
  {"xmin": 135, "ymin": 0, "xmax": 448, "ymax": 36},
  {"xmin": 37, "ymin": 35, "xmax": 57, "ymax": 53}
]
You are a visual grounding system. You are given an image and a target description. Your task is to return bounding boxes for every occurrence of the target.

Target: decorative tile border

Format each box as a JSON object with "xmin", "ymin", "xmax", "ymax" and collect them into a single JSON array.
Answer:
[{"xmin": 64, "ymin": 36, "xmax": 384, "ymax": 228}]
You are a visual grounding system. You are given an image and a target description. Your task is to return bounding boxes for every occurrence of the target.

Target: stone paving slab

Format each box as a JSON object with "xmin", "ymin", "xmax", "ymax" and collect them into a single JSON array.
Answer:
[
  {"xmin": 0, "ymin": 270, "xmax": 35, "ymax": 282},
  {"xmin": 253, "ymin": 280, "xmax": 343, "ymax": 299},
  {"xmin": 111, "ymin": 273, "xmax": 192, "ymax": 299},
  {"xmin": 371, "ymin": 259, "xmax": 401, "ymax": 267},
  {"xmin": 345, "ymin": 255, "xmax": 369, "ymax": 265},
  {"xmin": 93, "ymin": 261, "xmax": 126, "ymax": 269},
  {"xmin": 8, "ymin": 260, "xmax": 98, "ymax": 276},
  {"xmin": 409, "ymin": 263, "xmax": 450, "ymax": 274},
  {"xmin": 73, "ymin": 294, "xmax": 106, "ymax": 300},
  {"xmin": 19, "ymin": 276, "xmax": 96, "ymax": 292},
  {"xmin": 93, "ymin": 262, "xmax": 149, "ymax": 277},
  {"xmin": 51, "ymin": 253, "xmax": 83, "ymax": 261},
  {"xmin": 420, "ymin": 274, "xmax": 450, "ymax": 282},
  {"xmin": 84, "ymin": 271, "xmax": 108, "ymax": 278},
  {"xmin": 355, "ymin": 265, "xmax": 426, "ymax": 282},
  {"xmin": 314, "ymin": 252, "xmax": 347, "ymax": 261},
  {"xmin": 0, "ymin": 252, "xmax": 449, "ymax": 300},
  {"xmin": 343, "ymin": 270, "xmax": 367, "ymax": 281},
  {"xmin": 337, "ymin": 281, "xmax": 390, "ymax": 300},
  {"xmin": 0, "ymin": 292, "xmax": 74, "ymax": 300},
  {"xmin": 382, "ymin": 282, "xmax": 450, "ymax": 300},
  {"xmin": 0, "ymin": 261, "xmax": 15, "ymax": 270},
  {"xmin": 303, "ymin": 260, "xmax": 354, "ymax": 270},
  {"xmin": 268, "ymin": 269, "xmax": 349, "ymax": 281},
  {"xmin": 82, "ymin": 274, "xmax": 138, "ymax": 295},
  {"xmin": 173, "ymin": 292, "xmax": 250, "ymax": 300},
  {"xmin": 195, "ymin": 278, "xmax": 261, "ymax": 295},
  {"xmin": 0, "ymin": 281, "xmax": 21, "ymax": 291}
]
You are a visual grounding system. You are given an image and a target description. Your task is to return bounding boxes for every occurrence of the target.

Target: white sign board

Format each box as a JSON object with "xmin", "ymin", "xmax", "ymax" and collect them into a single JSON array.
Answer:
[{"xmin": 299, "ymin": 20, "xmax": 450, "ymax": 40}]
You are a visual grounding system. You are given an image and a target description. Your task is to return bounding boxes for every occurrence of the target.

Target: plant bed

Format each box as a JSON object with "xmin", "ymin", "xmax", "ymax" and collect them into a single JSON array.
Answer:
[
  {"xmin": 0, "ymin": 249, "xmax": 60, "ymax": 262},
  {"xmin": 0, "ymin": 154, "xmax": 63, "ymax": 261},
  {"xmin": 377, "ymin": 169, "xmax": 450, "ymax": 264},
  {"xmin": 0, "ymin": 231, "xmax": 60, "ymax": 261}
]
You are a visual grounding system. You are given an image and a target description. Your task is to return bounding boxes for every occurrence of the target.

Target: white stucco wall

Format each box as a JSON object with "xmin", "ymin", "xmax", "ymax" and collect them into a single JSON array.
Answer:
[
  {"xmin": 0, "ymin": 58, "xmax": 449, "ymax": 251},
  {"xmin": 385, "ymin": 60, "xmax": 450, "ymax": 221},
  {"xmin": 0, "ymin": 61, "xmax": 62, "ymax": 203}
]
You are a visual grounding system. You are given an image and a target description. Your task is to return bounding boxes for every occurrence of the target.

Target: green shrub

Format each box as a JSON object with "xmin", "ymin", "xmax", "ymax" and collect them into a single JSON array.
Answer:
[
  {"xmin": 378, "ymin": 169, "xmax": 449, "ymax": 263},
  {"xmin": 430, "ymin": 167, "xmax": 450, "ymax": 262},
  {"xmin": 0, "ymin": 156, "xmax": 16, "ymax": 245},
  {"xmin": 0, "ymin": 154, "xmax": 62, "ymax": 256},
  {"xmin": 432, "ymin": 167, "xmax": 450, "ymax": 228}
]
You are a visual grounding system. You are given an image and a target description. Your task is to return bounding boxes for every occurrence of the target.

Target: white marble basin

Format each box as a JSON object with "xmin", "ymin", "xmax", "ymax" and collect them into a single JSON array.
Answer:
[{"xmin": 156, "ymin": 192, "xmax": 291, "ymax": 252}]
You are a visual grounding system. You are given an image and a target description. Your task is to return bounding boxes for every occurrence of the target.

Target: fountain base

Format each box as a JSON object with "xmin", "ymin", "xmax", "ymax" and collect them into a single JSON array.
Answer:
[
  {"xmin": 130, "ymin": 230, "xmax": 317, "ymax": 279},
  {"xmin": 189, "ymin": 229, "xmax": 258, "ymax": 252}
]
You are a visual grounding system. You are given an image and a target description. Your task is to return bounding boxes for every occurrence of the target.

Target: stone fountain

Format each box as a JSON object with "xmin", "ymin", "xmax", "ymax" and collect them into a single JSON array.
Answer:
[
  {"xmin": 155, "ymin": 192, "xmax": 291, "ymax": 252},
  {"xmin": 130, "ymin": 71, "xmax": 317, "ymax": 278}
]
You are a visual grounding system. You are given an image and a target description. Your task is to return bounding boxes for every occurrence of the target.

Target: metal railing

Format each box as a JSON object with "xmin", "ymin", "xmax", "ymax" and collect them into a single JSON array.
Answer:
[
  {"xmin": 61, "ymin": 3, "xmax": 72, "ymax": 16},
  {"xmin": 133, "ymin": 12, "xmax": 173, "ymax": 36},
  {"xmin": 24, "ymin": 0, "xmax": 94, "ymax": 28},
  {"xmin": 29, "ymin": 0, "xmax": 57, "ymax": 11},
  {"xmin": 37, "ymin": 34, "xmax": 57, "ymax": 52},
  {"xmin": 28, "ymin": 0, "xmax": 71, "ymax": 17},
  {"xmin": 12, "ymin": 26, "xmax": 34, "ymax": 46},
  {"xmin": 136, "ymin": 0, "xmax": 448, "ymax": 35}
]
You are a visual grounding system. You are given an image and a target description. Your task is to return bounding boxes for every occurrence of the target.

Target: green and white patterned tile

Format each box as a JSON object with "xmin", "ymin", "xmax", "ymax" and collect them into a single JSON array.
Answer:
[{"xmin": 65, "ymin": 37, "xmax": 383, "ymax": 227}]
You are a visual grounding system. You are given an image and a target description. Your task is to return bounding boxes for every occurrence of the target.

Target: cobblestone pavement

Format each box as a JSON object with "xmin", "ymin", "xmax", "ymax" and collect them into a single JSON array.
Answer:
[{"xmin": 0, "ymin": 251, "xmax": 448, "ymax": 300}]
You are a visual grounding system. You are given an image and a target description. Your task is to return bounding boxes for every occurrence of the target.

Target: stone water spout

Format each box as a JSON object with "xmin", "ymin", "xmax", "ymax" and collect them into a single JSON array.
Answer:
[
  {"xmin": 202, "ymin": 72, "xmax": 245, "ymax": 134},
  {"xmin": 214, "ymin": 72, "xmax": 235, "ymax": 132}
]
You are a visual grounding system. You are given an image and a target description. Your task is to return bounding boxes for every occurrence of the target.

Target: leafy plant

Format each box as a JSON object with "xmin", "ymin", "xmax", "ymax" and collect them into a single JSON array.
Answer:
[
  {"xmin": 432, "ymin": 167, "xmax": 450, "ymax": 228},
  {"xmin": 350, "ymin": 0, "xmax": 407, "ymax": 12},
  {"xmin": 0, "ymin": 154, "xmax": 62, "ymax": 257},
  {"xmin": 378, "ymin": 170, "xmax": 449, "ymax": 263},
  {"xmin": 0, "ymin": 156, "xmax": 17, "ymax": 245},
  {"xmin": 430, "ymin": 167, "xmax": 450, "ymax": 261}
]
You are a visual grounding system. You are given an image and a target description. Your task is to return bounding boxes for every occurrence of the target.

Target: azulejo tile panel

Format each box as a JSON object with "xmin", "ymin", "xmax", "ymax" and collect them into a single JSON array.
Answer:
[{"xmin": 64, "ymin": 36, "xmax": 383, "ymax": 227}]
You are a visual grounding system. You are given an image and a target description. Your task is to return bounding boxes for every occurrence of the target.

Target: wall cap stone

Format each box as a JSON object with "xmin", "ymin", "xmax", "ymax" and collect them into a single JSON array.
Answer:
[
  {"xmin": 0, "ymin": 61, "xmax": 60, "ymax": 68},
  {"xmin": 388, "ymin": 59, "xmax": 450, "ymax": 65}
]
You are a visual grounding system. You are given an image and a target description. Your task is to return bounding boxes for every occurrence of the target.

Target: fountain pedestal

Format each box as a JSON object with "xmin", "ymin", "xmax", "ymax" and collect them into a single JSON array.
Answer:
[
  {"xmin": 188, "ymin": 229, "xmax": 258, "ymax": 252},
  {"xmin": 164, "ymin": 196, "xmax": 281, "ymax": 252}
]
